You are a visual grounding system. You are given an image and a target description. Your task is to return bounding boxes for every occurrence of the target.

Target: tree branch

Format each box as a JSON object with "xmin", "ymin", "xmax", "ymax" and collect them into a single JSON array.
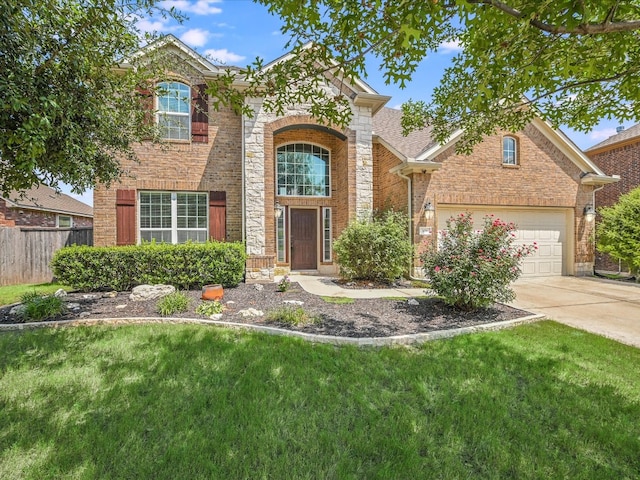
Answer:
[{"xmin": 467, "ymin": 0, "xmax": 640, "ymax": 34}]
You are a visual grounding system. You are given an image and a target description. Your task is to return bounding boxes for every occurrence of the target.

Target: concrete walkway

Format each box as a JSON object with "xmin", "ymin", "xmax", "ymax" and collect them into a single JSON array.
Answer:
[
  {"xmin": 510, "ymin": 276, "xmax": 640, "ymax": 348},
  {"xmin": 288, "ymin": 274, "xmax": 640, "ymax": 348},
  {"xmin": 286, "ymin": 274, "xmax": 427, "ymax": 299}
]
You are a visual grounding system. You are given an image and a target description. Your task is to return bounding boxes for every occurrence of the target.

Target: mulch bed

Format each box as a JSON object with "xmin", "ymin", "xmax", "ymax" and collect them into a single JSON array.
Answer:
[{"xmin": 0, "ymin": 282, "xmax": 532, "ymax": 338}]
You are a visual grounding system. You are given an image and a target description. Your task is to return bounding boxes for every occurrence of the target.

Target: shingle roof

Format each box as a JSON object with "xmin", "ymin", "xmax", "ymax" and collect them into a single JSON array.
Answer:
[
  {"xmin": 586, "ymin": 123, "xmax": 640, "ymax": 151},
  {"xmin": 4, "ymin": 185, "xmax": 93, "ymax": 217},
  {"xmin": 372, "ymin": 107, "xmax": 436, "ymax": 159}
]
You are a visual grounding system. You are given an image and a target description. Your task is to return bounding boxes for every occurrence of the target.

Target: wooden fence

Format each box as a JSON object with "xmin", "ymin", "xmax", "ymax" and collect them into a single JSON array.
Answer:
[{"xmin": 0, "ymin": 227, "xmax": 93, "ymax": 286}]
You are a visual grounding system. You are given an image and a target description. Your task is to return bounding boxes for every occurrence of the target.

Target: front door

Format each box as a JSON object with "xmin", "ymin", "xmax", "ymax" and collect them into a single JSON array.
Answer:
[{"xmin": 290, "ymin": 209, "xmax": 317, "ymax": 270}]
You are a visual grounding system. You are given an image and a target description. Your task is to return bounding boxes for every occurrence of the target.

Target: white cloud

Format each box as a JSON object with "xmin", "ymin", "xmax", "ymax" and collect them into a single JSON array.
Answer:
[
  {"xmin": 439, "ymin": 40, "xmax": 463, "ymax": 54},
  {"xmin": 589, "ymin": 128, "xmax": 618, "ymax": 141},
  {"xmin": 390, "ymin": 104, "xmax": 403, "ymax": 110},
  {"xmin": 136, "ymin": 17, "xmax": 175, "ymax": 33},
  {"xmin": 161, "ymin": 0, "xmax": 222, "ymax": 15},
  {"xmin": 180, "ymin": 28, "xmax": 210, "ymax": 47},
  {"xmin": 204, "ymin": 48, "xmax": 246, "ymax": 64}
]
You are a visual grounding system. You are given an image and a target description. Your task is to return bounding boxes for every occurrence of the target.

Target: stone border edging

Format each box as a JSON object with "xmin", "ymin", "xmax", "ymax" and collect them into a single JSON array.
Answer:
[{"xmin": 0, "ymin": 313, "xmax": 546, "ymax": 346}]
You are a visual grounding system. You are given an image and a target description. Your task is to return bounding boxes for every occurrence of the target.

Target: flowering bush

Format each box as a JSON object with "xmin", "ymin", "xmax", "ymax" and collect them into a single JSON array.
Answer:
[
  {"xmin": 277, "ymin": 275, "xmax": 291, "ymax": 292},
  {"xmin": 420, "ymin": 213, "xmax": 537, "ymax": 311}
]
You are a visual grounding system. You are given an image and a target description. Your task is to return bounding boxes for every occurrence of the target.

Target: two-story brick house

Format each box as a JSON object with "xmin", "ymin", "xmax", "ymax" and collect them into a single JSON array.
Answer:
[
  {"xmin": 586, "ymin": 124, "xmax": 640, "ymax": 272},
  {"xmin": 93, "ymin": 35, "xmax": 616, "ymax": 281}
]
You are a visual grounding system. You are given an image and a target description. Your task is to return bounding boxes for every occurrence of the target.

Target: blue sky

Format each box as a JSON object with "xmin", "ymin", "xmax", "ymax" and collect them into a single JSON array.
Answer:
[{"xmin": 63, "ymin": 0, "xmax": 634, "ymax": 206}]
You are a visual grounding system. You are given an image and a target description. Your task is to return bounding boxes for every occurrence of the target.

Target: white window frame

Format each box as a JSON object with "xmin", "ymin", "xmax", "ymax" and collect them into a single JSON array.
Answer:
[
  {"xmin": 503, "ymin": 136, "xmax": 517, "ymax": 165},
  {"xmin": 322, "ymin": 207, "xmax": 332, "ymax": 262},
  {"xmin": 276, "ymin": 142, "xmax": 331, "ymax": 198},
  {"xmin": 139, "ymin": 191, "xmax": 208, "ymax": 244},
  {"xmin": 57, "ymin": 215, "xmax": 72, "ymax": 228},
  {"xmin": 156, "ymin": 81, "xmax": 191, "ymax": 141}
]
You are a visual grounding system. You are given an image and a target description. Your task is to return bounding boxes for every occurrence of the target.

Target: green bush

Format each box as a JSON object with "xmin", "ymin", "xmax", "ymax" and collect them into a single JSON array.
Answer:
[
  {"xmin": 196, "ymin": 300, "xmax": 224, "ymax": 316},
  {"xmin": 333, "ymin": 210, "xmax": 413, "ymax": 282},
  {"xmin": 421, "ymin": 213, "xmax": 537, "ymax": 311},
  {"xmin": 51, "ymin": 241, "xmax": 246, "ymax": 292},
  {"xmin": 597, "ymin": 186, "xmax": 640, "ymax": 280},
  {"xmin": 19, "ymin": 292, "xmax": 66, "ymax": 322},
  {"xmin": 156, "ymin": 292, "xmax": 190, "ymax": 316}
]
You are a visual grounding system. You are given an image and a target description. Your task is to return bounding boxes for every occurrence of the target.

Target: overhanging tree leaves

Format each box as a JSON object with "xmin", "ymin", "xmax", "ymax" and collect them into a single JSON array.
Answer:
[
  {"xmin": 225, "ymin": 0, "xmax": 640, "ymax": 152},
  {"xmin": 0, "ymin": 0, "xmax": 179, "ymax": 196}
]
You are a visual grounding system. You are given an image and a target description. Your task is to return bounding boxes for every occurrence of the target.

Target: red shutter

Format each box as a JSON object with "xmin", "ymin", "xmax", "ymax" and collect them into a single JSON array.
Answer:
[
  {"xmin": 209, "ymin": 191, "xmax": 226, "ymax": 241},
  {"xmin": 136, "ymin": 86, "xmax": 154, "ymax": 126},
  {"xmin": 116, "ymin": 189, "xmax": 136, "ymax": 246},
  {"xmin": 192, "ymin": 84, "xmax": 209, "ymax": 143}
]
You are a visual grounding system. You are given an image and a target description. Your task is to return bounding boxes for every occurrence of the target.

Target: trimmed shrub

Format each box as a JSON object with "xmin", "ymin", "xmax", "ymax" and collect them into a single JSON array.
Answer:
[
  {"xmin": 421, "ymin": 213, "xmax": 537, "ymax": 311},
  {"xmin": 51, "ymin": 241, "xmax": 246, "ymax": 292},
  {"xmin": 333, "ymin": 210, "xmax": 413, "ymax": 282}
]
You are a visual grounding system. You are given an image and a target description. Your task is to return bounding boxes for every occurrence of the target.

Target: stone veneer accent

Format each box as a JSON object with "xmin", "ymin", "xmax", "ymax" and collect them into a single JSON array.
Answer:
[{"xmin": 243, "ymin": 88, "xmax": 375, "ymax": 281}]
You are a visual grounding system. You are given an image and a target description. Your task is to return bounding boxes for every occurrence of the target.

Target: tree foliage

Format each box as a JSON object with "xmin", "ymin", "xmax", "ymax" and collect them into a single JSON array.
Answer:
[
  {"xmin": 596, "ymin": 187, "xmax": 640, "ymax": 279},
  {"xmin": 0, "ymin": 0, "xmax": 178, "ymax": 196},
  {"xmin": 219, "ymin": 0, "xmax": 640, "ymax": 152}
]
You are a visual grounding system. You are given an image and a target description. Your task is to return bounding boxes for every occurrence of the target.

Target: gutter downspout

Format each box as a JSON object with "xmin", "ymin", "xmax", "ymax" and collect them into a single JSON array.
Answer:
[{"xmin": 241, "ymin": 113, "xmax": 246, "ymax": 248}]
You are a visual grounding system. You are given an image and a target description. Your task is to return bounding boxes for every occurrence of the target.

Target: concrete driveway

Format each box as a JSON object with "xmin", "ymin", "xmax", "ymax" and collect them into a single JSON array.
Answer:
[{"xmin": 510, "ymin": 276, "xmax": 640, "ymax": 348}]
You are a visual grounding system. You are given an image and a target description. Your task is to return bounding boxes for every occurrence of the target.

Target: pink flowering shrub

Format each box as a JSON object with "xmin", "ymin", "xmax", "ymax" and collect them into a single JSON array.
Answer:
[{"xmin": 420, "ymin": 213, "xmax": 537, "ymax": 311}]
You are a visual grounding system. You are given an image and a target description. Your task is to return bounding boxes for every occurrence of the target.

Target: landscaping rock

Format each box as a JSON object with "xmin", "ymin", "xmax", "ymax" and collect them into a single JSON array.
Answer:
[
  {"xmin": 130, "ymin": 284, "xmax": 175, "ymax": 301},
  {"xmin": 407, "ymin": 299, "xmax": 419, "ymax": 306},
  {"xmin": 9, "ymin": 304, "xmax": 25, "ymax": 316},
  {"xmin": 67, "ymin": 303, "xmax": 81, "ymax": 311},
  {"xmin": 237, "ymin": 308, "xmax": 263, "ymax": 317},
  {"xmin": 54, "ymin": 289, "xmax": 67, "ymax": 298},
  {"xmin": 283, "ymin": 300, "xmax": 304, "ymax": 306},
  {"xmin": 254, "ymin": 284, "xmax": 264, "ymax": 292},
  {"xmin": 115, "ymin": 304, "xmax": 127, "ymax": 310},
  {"xmin": 102, "ymin": 291, "xmax": 118, "ymax": 298},
  {"xmin": 79, "ymin": 312, "xmax": 92, "ymax": 318},
  {"xmin": 209, "ymin": 314, "xmax": 223, "ymax": 320},
  {"xmin": 82, "ymin": 294, "xmax": 97, "ymax": 300}
]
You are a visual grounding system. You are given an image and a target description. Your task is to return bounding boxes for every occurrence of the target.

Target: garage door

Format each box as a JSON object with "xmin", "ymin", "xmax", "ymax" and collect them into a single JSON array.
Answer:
[{"xmin": 437, "ymin": 207, "xmax": 568, "ymax": 277}]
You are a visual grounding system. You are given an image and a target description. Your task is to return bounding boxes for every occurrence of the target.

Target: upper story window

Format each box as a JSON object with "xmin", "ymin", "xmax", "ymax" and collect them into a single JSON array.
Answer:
[
  {"xmin": 157, "ymin": 82, "xmax": 190, "ymax": 141},
  {"xmin": 502, "ymin": 136, "xmax": 517, "ymax": 165},
  {"xmin": 276, "ymin": 143, "xmax": 330, "ymax": 197}
]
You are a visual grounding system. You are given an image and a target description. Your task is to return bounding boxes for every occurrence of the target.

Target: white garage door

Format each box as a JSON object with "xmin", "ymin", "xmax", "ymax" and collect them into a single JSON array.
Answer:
[{"xmin": 437, "ymin": 207, "xmax": 568, "ymax": 277}]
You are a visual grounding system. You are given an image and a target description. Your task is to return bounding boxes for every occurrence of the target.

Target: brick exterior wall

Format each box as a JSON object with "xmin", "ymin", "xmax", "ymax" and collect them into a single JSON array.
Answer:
[
  {"xmin": 93, "ymin": 104, "xmax": 243, "ymax": 247},
  {"xmin": 372, "ymin": 142, "xmax": 408, "ymax": 213},
  {"xmin": 377, "ymin": 123, "xmax": 596, "ymax": 275},
  {"xmin": 0, "ymin": 199, "xmax": 92, "ymax": 228},
  {"xmin": 587, "ymin": 140, "xmax": 640, "ymax": 272}
]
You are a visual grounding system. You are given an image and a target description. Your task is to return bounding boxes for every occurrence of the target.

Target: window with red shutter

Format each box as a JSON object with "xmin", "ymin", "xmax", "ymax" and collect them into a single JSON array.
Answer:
[
  {"xmin": 192, "ymin": 83, "xmax": 209, "ymax": 143},
  {"xmin": 116, "ymin": 189, "xmax": 136, "ymax": 245}
]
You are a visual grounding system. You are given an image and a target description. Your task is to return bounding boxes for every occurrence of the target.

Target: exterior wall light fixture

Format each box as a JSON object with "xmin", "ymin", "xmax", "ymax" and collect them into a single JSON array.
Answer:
[
  {"xmin": 424, "ymin": 201, "xmax": 435, "ymax": 220},
  {"xmin": 584, "ymin": 204, "xmax": 596, "ymax": 222}
]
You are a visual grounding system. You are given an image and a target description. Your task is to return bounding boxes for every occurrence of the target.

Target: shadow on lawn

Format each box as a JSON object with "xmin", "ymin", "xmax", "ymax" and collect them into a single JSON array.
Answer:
[{"xmin": 0, "ymin": 323, "xmax": 638, "ymax": 479}]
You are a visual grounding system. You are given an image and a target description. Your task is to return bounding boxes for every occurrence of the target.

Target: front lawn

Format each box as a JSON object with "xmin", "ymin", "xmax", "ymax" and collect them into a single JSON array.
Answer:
[
  {"xmin": 0, "ymin": 321, "xmax": 638, "ymax": 479},
  {"xmin": 0, "ymin": 283, "xmax": 68, "ymax": 307}
]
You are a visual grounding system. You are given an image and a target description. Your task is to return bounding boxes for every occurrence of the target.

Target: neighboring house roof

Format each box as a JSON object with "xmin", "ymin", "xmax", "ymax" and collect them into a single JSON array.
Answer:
[
  {"xmin": 586, "ymin": 123, "xmax": 640, "ymax": 153},
  {"xmin": 373, "ymin": 107, "xmax": 618, "ymax": 184},
  {"xmin": 3, "ymin": 185, "xmax": 93, "ymax": 217}
]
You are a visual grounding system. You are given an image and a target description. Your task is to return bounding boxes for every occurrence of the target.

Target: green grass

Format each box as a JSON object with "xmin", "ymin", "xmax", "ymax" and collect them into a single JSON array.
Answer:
[
  {"xmin": 383, "ymin": 295, "xmax": 430, "ymax": 301},
  {"xmin": 0, "ymin": 321, "xmax": 638, "ymax": 479},
  {"xmin": 411, "ymin": 279, "xmax": 431, "ymax": 288},
  {"xmin": 266, "ymin": 306, "xmax": 319, "ymax": 325},
  {"xmin": 321, "ymin": 296, "xmax": 354, "ymax": 304},
  {"xmin": 0, "ymin": 283, "xmax": 68, "ymax": 306}
]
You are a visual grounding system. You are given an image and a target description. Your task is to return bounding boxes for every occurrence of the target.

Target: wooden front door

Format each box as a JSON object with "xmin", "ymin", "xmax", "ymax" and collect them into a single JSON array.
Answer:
[{"xmin": 290, "ymin": 209, "xmax": 317, "ymax": 270}]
